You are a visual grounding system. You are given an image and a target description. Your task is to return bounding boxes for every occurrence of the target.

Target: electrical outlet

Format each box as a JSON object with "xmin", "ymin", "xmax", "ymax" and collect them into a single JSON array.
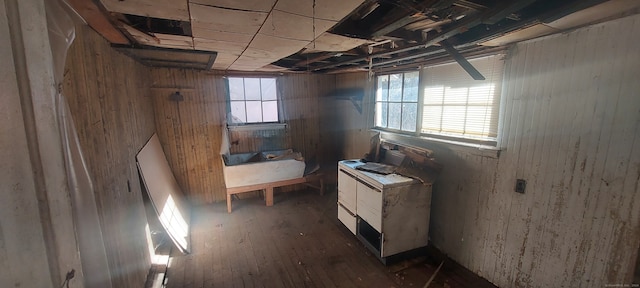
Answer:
[{"xmin": 515, "ymin": 179, "xmax": 526, "ymax": 193}]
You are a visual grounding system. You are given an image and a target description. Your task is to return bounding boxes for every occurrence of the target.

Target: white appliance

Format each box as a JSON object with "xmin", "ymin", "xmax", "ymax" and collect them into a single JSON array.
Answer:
[{"xmin": 337, "ymin": 159, "xmax": 432, "ymax": 264}]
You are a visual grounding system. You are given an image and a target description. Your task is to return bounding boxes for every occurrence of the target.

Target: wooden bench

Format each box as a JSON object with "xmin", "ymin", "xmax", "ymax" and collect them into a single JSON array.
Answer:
[{"xmin": 226, "ymin": 173, "xmax": 324, "ymax": 213}]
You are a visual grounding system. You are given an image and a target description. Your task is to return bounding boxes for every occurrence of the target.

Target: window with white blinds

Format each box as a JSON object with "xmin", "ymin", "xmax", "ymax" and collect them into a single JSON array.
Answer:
[{"xmin": 421, "ymin": 55, "xmax": 504, "ymax": 143}]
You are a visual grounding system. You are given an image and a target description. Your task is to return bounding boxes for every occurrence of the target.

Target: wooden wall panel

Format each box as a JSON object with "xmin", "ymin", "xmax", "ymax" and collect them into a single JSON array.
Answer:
[
  {"xmin": 148, "ymin": 69, "xmax": 227, "ymax": 205},
  {"xmin": 63, "ymin": 25, "xmax": 155, "ymax": 287},
  {"xmin": 279, "ymin": 73, "xmax": 336, "ymax": 163},
  {"xmin": 330, "ymin": 14, "xmax": 640, "ymax": 288},
  {"xmin": 148, "ymin": 70, "xmax": 334, "ymax": 203},
  {"xmin": 320, "ymin": 72, "xmax": 375, "ymax": 183}
]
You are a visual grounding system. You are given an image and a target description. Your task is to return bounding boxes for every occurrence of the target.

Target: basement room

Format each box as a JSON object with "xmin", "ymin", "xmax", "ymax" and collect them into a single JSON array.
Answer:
[{"xmin": 2, "ymin": 0, "xmax": 640, "ymax": 287}]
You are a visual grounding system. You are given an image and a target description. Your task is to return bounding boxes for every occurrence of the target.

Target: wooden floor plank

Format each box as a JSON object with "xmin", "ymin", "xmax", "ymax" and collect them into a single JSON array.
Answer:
[{"xmin": 166, "ymin": 188, "xmax": 497, "ymax": 288}]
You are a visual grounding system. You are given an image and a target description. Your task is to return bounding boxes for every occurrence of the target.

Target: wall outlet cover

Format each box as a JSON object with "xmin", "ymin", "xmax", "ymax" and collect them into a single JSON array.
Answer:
[{"xmin": 515, "ymin": 179, "xmax": 526, "ymax": 193}]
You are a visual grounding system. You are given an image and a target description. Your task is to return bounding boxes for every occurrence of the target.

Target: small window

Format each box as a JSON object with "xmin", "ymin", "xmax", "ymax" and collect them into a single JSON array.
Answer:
[
  {"xmin": 375, "ymin": 71, "xmax": 419, "ymax": 132},
  {"xmin": 421, "ymin": 55, "xmax": 504, "ymax": 144},
  {"xmin": 227, "ymin": 77, "xmax": 279, "ymax": 124}
]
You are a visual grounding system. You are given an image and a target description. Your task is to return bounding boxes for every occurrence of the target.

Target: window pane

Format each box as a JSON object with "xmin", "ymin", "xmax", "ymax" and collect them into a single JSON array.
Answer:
[
  {"xmin": 403, "ymin": 71, "xmax": 419, "ymax": 102},
  {"xmin": 424, "ymin": 86, "xmax": 444, "ymax": 104},
  {"xmin": 443, "ymin": 87, "xmax": 468, "ymax": 104},
  {"xmin": 261, "ymin": 78, "xmax": 277, "ymax": 100},
  {"xmin": 441, "ymin": 106, "xmax": 466, "ymax": 134},
  {"xmin": 467, "ymin": 84, "xmax": 494, "ymax": 104},
  {"xmin": 244, "ymin": 78, "xmax": 261, "ymax": 100},
  {"xmin": 245, "ymin": 101, "xmax": 263, "ymax": 123},
  {"xmin": 262, "ymin": 101, "xmax": 278, "ymax": 122},
  {"xmin": 377, "ymin": 75, "xmax": 389, "ymax": 101},
  {"xmin": 422, "ymin": 106, "xmax": 442, "ymax": 133},
  {"xmin": 230, "ymin": 101, "xmax": 246, "ymax": 123},
  {"xmin": 401, "ymin": 103, "xmax": 417, "ymax": 132},
  {"xmin": 376, "ymin": 102, "xmax": 388, "ymax": 127},
  {"xmin": 228, "ymin": 78, "xmax": 244, "ymax": 100},
  {"xmin": 420, "ymin": 55, "xmax": 504, "ymax": 142},
  {"xmin": 388, "ymin": 103, "xmax": 402, "ymax": 130},
  {"xmin": 388, "ymin": 74, "xmax": 403, "ymax": 101},
  {"xmin": 465, "ymin": 106, "xmax": 492, "ymax": 137}
]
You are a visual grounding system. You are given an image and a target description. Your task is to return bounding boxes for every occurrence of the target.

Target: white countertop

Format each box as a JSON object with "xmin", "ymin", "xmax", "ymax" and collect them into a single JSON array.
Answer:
[{"xmin": 338, "ymin": 159, "xmax": 416, "ymax": 189}]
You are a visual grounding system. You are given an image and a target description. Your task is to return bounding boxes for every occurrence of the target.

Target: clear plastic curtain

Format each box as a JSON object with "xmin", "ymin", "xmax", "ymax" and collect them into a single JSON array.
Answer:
[{"xmin": 46, "ymin": 1, "xmax": 113, "ymax": 287}]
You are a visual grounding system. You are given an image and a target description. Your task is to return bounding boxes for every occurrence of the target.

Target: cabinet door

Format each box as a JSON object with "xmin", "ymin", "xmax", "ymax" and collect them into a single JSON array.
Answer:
[
  {"xmin": 338, "ymin": 169, "xmax": 357, "ymax": 212},
  {"xmin": 337, "ymin": 203, "xmax": 356, "ymax": 234},
  {"xmin": 356, "ymin": 180, "xmax": 382, "ymax": 232}
]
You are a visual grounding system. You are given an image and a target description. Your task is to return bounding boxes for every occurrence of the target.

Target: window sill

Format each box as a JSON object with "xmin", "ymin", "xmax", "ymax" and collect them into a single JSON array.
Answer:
[
  {"xmin": 375, "ymin": 129, "xmax": 502, "ymax": 159},
  {"xmin": 227, "ymin": 123, "xmax": 286, "ymax": 131}
]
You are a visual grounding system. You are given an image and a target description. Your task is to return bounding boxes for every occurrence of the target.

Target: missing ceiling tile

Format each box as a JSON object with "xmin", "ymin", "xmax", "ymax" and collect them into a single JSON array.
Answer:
[{"xmin": 123, "ymin": 14, "xmax": 192, "ymax": 36}]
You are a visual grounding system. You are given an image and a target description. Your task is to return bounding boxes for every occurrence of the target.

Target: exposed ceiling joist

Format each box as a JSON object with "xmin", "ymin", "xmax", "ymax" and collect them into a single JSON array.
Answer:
[
  {"xmin": 66, "ymin": 0, "xmax": 636, "ymax": 72},
  {"xmin": 440, "ymin": 40, "xmax": 484, "ymax": 80}
]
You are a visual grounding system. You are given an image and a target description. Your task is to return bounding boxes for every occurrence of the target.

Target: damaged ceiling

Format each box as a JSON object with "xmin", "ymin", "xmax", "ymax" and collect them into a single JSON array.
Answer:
[{"xmin": 74, "ymin": 0, "xmax": 640, "ymax": 73}]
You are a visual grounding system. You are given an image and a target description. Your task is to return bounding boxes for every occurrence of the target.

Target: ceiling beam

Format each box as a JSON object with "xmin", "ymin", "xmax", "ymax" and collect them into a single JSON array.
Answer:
[
  {"xmin": 439, "ymin": 40, "xmax": 484, "ymax": 80},
  {"xmin": 66, "ymin": 0, "xmax": 129, "ymax": 44},
  {"xmin": 313, "ymin": 0, "xmax": 539, "ymax": 72}
]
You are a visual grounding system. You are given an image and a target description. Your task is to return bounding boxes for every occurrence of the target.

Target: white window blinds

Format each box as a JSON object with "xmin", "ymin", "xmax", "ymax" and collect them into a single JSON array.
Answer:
[{"xmin": 421, "ymin": 55, "xmax": 504, "ymax": 142}]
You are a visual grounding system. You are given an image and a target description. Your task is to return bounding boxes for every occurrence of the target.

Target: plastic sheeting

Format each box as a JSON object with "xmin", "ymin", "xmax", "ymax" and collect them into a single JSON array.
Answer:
[{"xmin": 46, "ymin": 0, "xmax": 113, "ymax": 287}]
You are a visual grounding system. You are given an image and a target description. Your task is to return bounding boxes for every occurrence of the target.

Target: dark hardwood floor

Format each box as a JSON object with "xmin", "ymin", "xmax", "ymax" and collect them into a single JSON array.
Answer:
[{"xmin": 163, "ymin": 187, "xmax": 497, "ymax": 288}]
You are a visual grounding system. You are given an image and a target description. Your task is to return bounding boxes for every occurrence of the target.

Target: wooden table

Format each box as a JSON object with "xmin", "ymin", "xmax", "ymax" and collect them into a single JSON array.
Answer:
[{"xmin": 226, "ymin": 173, "xmax": 324, "ymax": 213}]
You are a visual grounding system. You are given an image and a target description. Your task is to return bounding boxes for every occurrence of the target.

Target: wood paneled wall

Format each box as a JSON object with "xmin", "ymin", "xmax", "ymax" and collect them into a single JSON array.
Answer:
[
  {"xmin": 318, "ymin": 72, "xmax": 375, "ymax": 183},
  {"xmin": 333, "ymin": 14, "xmax": 640, "ymax": 288},
  {"xmin": 149, "ymin": 70, "xmax": 335, "ymax": 204},
  {"xmin": 63, "ymin": 25, "xmax": 155, "ymax": 287}
]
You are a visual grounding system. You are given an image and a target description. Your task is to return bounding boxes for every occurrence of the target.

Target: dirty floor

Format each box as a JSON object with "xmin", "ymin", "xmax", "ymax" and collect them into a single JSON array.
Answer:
[{"xmin": 163, "ymin": 188, "xmax": 497, "ymax": 288}]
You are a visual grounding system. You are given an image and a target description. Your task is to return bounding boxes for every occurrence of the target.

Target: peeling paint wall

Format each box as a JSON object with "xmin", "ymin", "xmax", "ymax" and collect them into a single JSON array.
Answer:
[
  {"xmin": 447, "ymin": 14, "xmax": 640, "ymax": 287},
  {"xmin": 333, "ymin": 13, "xmax": 640, "ymax": 288}
]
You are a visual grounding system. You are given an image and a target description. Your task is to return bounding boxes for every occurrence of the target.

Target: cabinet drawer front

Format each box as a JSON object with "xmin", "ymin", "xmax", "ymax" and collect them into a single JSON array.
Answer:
[
  {"xmin": 338, "ymin": 169, "xmax": 357, "ymax": 193},
  {"xmin": 337, "ymin": 203, "xmax": 356, "ymax": 235},
  {"xmin": 356, "ymin": 181, "xmax": 382, "ymax": 232},
  {"xmin": 338, "ymin": 169, "xmax": 357, "ymax": 211}
]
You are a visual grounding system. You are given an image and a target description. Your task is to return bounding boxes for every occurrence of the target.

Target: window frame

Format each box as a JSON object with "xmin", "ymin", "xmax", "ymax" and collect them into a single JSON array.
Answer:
[
  {"xmin": 374, "ymin": 71, "xmax": 421, "ymax": 133},
  {"xmin": 225, "ymin": 76, "xmax": 281, "ymax": 125},
  {"xmin": 373, "ymin": 55, "xmax": 504, "ymax": 147}
]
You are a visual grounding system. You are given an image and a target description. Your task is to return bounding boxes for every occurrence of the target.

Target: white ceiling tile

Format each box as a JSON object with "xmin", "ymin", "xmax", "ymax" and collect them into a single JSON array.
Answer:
[
  {"xmin": 229, "ymin": 55, "xmax": 273, "ymax": 70},
  {"xmin": 212, "ymin": 52, "xmax": 240, "ymax": 69},
  {"xmin": 189, "ymin": 0, "xmax": 276, "ymax": 12},
  {"xmin": 189, "ymin": 3, "xmax": 268, "ymax": 34},
  {"xmin": 248, "ymin": 34, "xmax": 309, "ymax": 57},
  {"xmin": 259, "ymin": 10, "xmax": 337, "ymax": 41},
  {"xmin": 191, "ymin": 28, "xmax": 254, "ymax": 44},
  {"xmin": 274, "ymin": 0, "xmax": 364, "ymax": 21},
  {"xmin": 101, "ymin": 0, "xmax": 190, "ymax": 21},
  {"xmin": 193, "ymin": 38, "xmax": 247, "ymax": 53},
  {"xmin": 304, "ymin": 32, "xmax": 371, "ymax": 52}
]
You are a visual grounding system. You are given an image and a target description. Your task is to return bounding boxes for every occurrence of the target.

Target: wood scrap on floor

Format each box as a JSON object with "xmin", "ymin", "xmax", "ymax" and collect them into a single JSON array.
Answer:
[{"xmin": 423, "ymin": 261, "xmax": 444, "ymax": 288}]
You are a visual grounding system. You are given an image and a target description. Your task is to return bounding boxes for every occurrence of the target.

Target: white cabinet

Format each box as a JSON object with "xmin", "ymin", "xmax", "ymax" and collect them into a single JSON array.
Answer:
[
  {"xmin": 355, "ymin": 181, "xmax": 382, "ymax": 232},
  {"xmin": 337, "ymin": 168, "xmax": 357, "ymax": 212},
  {"xmin": 337, "ymin": 160, "xmax": 432, "ymax": 263}
]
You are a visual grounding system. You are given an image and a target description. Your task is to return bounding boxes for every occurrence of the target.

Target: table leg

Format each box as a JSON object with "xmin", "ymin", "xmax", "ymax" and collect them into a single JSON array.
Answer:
[
  {"xmin": 227, "ymin": 193, "xmax": 232, "ymax": 213},
  {"xmin": 266, "ymin": 187, "xmax": 274, "ymax": 206}
]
